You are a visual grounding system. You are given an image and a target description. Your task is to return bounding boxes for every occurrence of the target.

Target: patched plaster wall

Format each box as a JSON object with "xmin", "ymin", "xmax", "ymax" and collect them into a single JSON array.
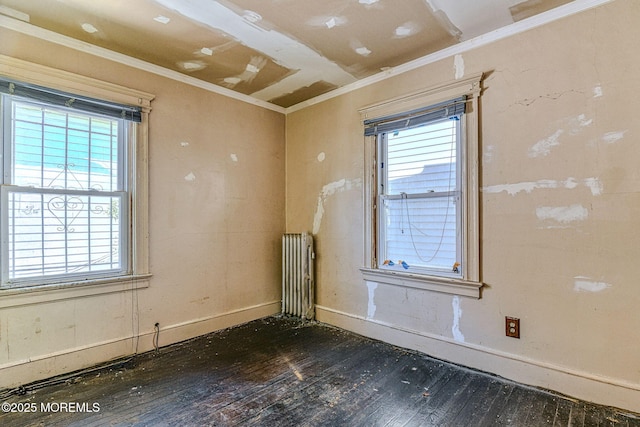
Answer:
[
  {"xmin": 286, "ymin": 0, "xmax": 640, "ymax": 412},
  {"xmin": 0, "ymin": 0, "xmax": 638, "ymax": 415},
  {"xmin": 0, "ymin": 25, "xmax": 285, "ymax": 387}
]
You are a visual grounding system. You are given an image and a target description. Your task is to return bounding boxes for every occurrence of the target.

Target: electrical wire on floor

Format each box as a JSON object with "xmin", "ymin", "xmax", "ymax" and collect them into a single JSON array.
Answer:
[
  {"xmin": 0, "ymin": 281, "xmax": 145, "ymax": 401},
  {"xmin": 0, "ymin": 357, "xmax": 133, "ymax": 400},
  {"xmin": 131, "ymin": 278, "xmax": 141, "ymax": 356}
]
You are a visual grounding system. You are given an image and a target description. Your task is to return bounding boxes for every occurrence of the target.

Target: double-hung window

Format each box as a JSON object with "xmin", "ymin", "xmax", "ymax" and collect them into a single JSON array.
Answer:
[
  {"xmin": 375, "ymin": 102, "xmax": 464, "ymax": 276},
  {"xmin": 360, "ymin": 75, "xmax": 482, "ymax": 297},
  {"xmin": 0, "ymin": 57, "xmax": 153, "ymax": 292}
]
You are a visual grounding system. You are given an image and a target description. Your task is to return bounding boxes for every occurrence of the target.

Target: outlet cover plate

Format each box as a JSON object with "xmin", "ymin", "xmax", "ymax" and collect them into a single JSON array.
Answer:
[{"xmin": 506, "ymin": 316, "xmax": 520, "ymax": 338}]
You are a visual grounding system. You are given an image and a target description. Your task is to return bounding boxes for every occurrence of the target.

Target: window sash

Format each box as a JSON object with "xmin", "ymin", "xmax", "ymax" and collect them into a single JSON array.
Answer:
[
  {"xmin": 379, "ymin": 194, "xmax": 461, "ymax": 275},
  {"xmin": 1, "ymin": 186, "xmax": 129, "ymax": 287},
  {"xmin": 5, "ymin": 95, "xmax": 130, "ymax": 191},
  {"xmin": 377, "ymin": 116, "xmax": 463, "ymax": 276}
]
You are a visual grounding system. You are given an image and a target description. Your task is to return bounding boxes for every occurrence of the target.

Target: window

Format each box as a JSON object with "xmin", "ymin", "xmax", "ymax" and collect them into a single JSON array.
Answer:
[
  {"xmin": 360, "ymin": 75, "xmax": 482, "ymax": 298},
  {"xmin": 1, "ymin": 95, "xmax": 128, "ymax": 286},
  {"xmin": 0, "ymin": 56, "xmax": 153, "ymax": 293},
  {"xmin": 377, "ymin": 109, "xmax": 463, "ymax": 276}
]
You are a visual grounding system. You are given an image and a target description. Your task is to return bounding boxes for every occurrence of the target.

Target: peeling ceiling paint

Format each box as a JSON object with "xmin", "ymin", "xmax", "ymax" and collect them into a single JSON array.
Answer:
[{"xmin": 0, "ymin": 0, "xmax": 582, "ymax": 108}]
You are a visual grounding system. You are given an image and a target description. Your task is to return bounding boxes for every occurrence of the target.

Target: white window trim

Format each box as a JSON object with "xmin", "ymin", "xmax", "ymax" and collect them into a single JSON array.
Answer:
[
  {"xmin": 0, "ymin": 55, "xmax": 154, "ymax": 303},
  {"xmin": 359, "ymin": 73, "xmax": 483, "ymax": 298}
]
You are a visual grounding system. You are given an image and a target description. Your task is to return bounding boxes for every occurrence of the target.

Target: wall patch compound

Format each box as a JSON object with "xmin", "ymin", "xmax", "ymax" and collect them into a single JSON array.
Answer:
[
  {"xmin": 536, "ymin": 204, "xmax": 588, "ymax": 225},
  {"xmin": 454, "ymin": 54, "xmax": 465, "ymax": 79},
  {"xmin": 574, "ymin": 277, "xmax": 612, "ymax": 293},
  {"xmin": 482, "ymin": 177, "xmax": 603, "ymax": 197},
  {"xmin": 528, "ymin": 114, "xmax": 592, "ymax": 158},
  {"xmin": 312, "ymin": 178, "xmax": 362, "ymax": 234},
  {"xmin": 452, "ymin": 296, "xmax": 465, "ymax": 343},
  {"xmin": 366, "ymin": 281, "xmax": 378, "ymax": 319},
  {"xmin": 602, "ymin": 131, "xmax": 627, "ymax": 144}
]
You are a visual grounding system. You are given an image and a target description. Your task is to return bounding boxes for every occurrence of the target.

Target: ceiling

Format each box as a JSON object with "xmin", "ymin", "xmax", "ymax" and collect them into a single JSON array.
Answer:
[{"xmin": 0, "ymin": 0, "xmax": 576, "ymax": 109}]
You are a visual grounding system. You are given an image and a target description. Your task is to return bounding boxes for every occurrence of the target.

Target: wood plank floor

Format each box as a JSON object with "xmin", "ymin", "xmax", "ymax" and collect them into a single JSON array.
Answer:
[{"xmin": 1, "ymin": 316, "xmax": 638, "ymax": 426}]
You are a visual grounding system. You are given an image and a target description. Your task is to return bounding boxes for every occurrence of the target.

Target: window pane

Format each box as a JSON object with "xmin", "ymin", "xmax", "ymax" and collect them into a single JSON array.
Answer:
[
  {"xmin": 11, "ymin": 101, "xmax": 120, "ymax": 191},
  {"xmin": 382, "ymin": 196, "xmax": 457, "ymax": 270},
  {"xmin": 380, "ymin": 117, "xmax": 460, "ymax": 273},
  {"xmin": 386, "ymin": 120, "xmax": 457, "ymax": 195},
  {"xmin": 6, "ymin": 190, "xmax": 124, "ymax": 280}
]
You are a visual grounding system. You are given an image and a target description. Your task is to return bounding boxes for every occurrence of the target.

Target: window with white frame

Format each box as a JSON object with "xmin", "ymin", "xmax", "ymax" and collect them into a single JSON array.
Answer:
[
  {"xmin": 376, "ymin": 106, "xmax": 463, "ymax": 276},
  {"xmin": 360, "ymin": 75, "xmax": 482, "ymax": 298},
  {"xmin": 0, "ymin": 60, "xmax": 152, "ymax": 291}
]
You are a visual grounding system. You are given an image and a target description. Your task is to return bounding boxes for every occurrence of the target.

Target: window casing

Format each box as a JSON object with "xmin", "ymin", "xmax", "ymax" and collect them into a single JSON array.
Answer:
[
  {"xmin": 0, "ymin": 55, "xmax": 153, "ymax": 294},
  {"xmin": 360, "ymin": 74, "xmax": 483, "ymax": 298}
]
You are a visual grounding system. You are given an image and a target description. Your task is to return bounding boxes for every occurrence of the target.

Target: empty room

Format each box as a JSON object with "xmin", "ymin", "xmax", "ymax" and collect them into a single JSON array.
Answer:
[{"xmin": 0, "ymin": 0, "xmax": 639, "ymax": 425}]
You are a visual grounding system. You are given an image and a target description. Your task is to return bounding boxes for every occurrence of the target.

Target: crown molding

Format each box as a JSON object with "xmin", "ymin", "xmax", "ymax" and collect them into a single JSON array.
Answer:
[
  {"xmin": 285, "ymin": 0, "xmax": 615, "ymax": 114},
  {"xmin": 0, "ymin": 15, "xmax": 286, "ymax": 114},
  {"xmin": 0, "ymin": 0, "xmax": 614, "ymax": 116}
]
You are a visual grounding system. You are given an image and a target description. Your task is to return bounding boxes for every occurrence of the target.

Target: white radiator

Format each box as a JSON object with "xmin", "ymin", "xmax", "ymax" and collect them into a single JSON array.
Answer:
[{"xmin": 282, "ymin": 233, "xmax": 315, "ymax": 319}]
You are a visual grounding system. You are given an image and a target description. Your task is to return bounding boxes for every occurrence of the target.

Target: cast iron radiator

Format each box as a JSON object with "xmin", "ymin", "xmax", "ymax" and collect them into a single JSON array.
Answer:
[{"xmin": 282, "ymin": 233, "xmax": 315, "ymax": 320}]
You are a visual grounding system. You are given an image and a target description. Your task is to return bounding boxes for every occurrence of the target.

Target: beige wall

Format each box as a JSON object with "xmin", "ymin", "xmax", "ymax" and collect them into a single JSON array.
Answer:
[
  {"xmin": 286, "ymin": 0, "xmax": 640, "ymax": 412},
  {"xmin": 1, "ymin": 0, "xmax": 639, "ymax": 415},
  {"xmin": 0, "ymin": 27, "xmax": 285, "ymax": 386}
]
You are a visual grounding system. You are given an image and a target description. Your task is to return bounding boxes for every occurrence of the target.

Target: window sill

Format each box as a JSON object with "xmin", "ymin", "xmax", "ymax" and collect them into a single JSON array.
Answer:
[
  {"xmin": 0, "ymin": 274, "xmax": 151, "ymax": 308},
  {"xmin": 360, "ymin": 268, "xmax": 482, "ymax": 298}
]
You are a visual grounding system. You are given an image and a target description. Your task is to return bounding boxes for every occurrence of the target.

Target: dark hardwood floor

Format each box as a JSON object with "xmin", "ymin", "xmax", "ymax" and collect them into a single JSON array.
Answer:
[{"xmin": 1, "ymin": 316, "xmax": 638, "ymax": 426}]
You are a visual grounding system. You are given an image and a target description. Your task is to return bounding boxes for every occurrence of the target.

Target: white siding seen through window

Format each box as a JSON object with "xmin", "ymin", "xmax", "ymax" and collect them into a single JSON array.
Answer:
[{"xmin": 379, "ymin": 118, "xmax": 460, "ymax": 274}]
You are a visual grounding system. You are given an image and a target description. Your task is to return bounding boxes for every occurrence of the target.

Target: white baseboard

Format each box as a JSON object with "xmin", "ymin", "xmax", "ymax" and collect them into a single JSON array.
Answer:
[
  {"xmin": 0, "ymin": 301, "xmax": 280, "ymax": 390},
  {"xmin": 316, "ymin": 305, "xmax": 640, "ymax": 414}
]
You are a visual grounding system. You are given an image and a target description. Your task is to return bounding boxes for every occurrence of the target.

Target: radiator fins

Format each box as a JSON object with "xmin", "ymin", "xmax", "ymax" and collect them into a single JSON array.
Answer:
[{"xmin": 282, "ymin": 233, "xmax": 315, "ymax": 320}]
